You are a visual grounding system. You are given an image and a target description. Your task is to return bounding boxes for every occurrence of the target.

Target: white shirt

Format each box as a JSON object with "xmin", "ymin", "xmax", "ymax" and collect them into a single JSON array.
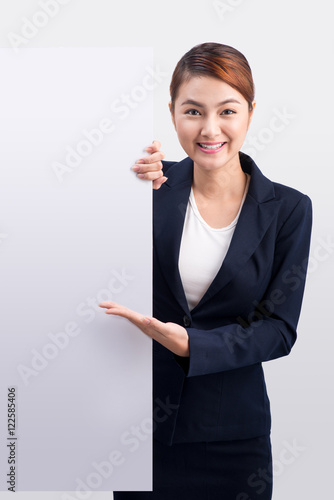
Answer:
[{"xmin": 178, "ymin": 175, "xmax": 250, "ymax": 311}]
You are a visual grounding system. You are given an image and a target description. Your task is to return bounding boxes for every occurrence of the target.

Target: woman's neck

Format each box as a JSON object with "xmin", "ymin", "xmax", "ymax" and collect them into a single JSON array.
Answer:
[{"xmin": 192, "ymin": 156, "xmax": 247, "ymax": 200}]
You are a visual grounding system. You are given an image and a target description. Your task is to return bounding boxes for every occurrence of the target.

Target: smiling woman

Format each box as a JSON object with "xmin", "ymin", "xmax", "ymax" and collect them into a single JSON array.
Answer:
[
  {"xmin": 170, "ymin": 77, "xmax": 254, "ymax": 170},
  {"xmin": 101, "ymin": 42, "xmax": 313, "ymax": 500}
]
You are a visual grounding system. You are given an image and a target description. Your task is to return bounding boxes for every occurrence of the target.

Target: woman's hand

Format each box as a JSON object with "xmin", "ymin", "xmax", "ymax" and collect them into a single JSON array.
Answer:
[
  {"xmin": 99, "ymin": 301, "xmax": 189, "ymax": 357},
  {"xmin": 132, "ymin": 140, "xmax": 167, "ymax": 190}
]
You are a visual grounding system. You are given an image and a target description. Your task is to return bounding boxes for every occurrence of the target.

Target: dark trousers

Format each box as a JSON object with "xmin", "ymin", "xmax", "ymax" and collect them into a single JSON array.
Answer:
[{"xmin": 114, "ymin": 434, "xmax": 273, "ymax": 500}]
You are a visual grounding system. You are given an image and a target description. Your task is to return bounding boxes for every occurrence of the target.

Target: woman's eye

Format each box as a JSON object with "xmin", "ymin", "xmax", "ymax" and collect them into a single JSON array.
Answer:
[
  {"xmin": 222, "ymin": 109, "xmax": 235, "ymax": 115},
  {"xmin": 185, "ymin": 109, "xmax": 200, "ymax": 115}
]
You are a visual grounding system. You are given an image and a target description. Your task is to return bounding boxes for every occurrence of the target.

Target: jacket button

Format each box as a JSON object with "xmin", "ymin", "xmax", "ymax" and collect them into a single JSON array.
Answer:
[{"xmin": 183, "ymin": 315, "xmax": 191, "ymax": 327}]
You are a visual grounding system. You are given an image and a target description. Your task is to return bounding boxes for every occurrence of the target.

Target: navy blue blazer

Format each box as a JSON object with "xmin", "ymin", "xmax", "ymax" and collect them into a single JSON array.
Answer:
[{"xmin": 152, "ymin": 152, "xmax": 312, "ymax": 445}]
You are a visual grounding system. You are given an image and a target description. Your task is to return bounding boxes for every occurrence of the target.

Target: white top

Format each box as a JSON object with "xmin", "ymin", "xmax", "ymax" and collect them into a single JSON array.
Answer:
[{"xmin": 178, "ymin": 175, "xmax": 250, "ymax": 311}]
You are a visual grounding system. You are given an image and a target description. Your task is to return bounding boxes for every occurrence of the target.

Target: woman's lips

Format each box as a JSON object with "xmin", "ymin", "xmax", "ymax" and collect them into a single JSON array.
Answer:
[{"xmin": 197, "ymin": 142, "xmax": 226, "ymax": 153}]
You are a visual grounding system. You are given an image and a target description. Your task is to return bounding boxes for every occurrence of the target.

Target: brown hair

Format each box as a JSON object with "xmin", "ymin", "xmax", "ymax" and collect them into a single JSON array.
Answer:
[{"xmin": 169, "ymin": 42, "xmax": 255, "ymax": 113}]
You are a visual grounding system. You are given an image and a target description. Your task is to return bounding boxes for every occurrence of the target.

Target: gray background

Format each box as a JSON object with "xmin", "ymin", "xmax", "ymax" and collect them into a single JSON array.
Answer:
[{"xmin": 0, "ymin": 0, "xmax": 333, "ymax": 498}]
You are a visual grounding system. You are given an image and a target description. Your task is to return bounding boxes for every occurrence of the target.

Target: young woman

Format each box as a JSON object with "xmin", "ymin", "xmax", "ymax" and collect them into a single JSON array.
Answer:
[{"xmin": 100, "ymin": 42, "xmax": 312, "ymax": 499}]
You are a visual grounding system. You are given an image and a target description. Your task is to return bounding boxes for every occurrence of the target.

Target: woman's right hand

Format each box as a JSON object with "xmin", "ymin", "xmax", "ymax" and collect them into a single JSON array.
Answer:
[{"xmin": 132, "ymin": 140, "xmax": 167, "ymax": 190}]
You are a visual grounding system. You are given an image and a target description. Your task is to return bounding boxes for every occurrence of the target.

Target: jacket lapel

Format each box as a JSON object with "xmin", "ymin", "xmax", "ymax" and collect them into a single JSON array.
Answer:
[
  {"xmin": 154, "ymin": 153, "xmax": 281, "ymax": 315},
  {"xmin": 153, "ymin": 157, "xmax": 193, "ymax": 314}
]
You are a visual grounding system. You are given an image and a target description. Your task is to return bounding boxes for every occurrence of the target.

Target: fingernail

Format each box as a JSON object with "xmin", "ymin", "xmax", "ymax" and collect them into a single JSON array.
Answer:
[
  {"xmin": 132, "ymin": 165, "xmax": 140, "ymax": 171},
  {"xmin": 143, "ymin": 318, "xmax": 151, "ymax": 325},
  {"xmin": 137, "ymin": 159, "xmax": 145, "ymax": 163},
  {"xmin": 137, "ymin": 173, "xmax": 145, "ymax": 178},
  {"xmin": 146, "ymin": 147, "xmax": 153, "ymax": 152}
]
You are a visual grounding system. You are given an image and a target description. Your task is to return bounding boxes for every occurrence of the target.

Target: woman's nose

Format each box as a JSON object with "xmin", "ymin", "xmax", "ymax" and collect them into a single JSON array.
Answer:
[{"xmin": 200, "ymin": 116, "xmax": 221, "ymax": 138}]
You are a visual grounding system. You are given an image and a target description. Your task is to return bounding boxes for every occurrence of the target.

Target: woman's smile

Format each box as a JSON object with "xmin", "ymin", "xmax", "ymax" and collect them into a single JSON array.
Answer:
[{"xmin": 197, "ymin": 141, "xmax": 227, "ymax": 153}]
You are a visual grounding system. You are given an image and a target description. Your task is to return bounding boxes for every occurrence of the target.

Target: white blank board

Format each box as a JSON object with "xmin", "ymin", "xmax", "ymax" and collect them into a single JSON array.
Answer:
[{"xmin": 0, "ymin": 47, "xmax": 153, "ymax": 492}]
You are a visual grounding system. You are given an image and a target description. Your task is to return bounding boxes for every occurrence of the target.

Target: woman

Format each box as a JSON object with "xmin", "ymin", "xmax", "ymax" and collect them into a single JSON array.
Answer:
[{"xmin": 100, "ymin": 42, "xmax": 312, "ymax": 499}]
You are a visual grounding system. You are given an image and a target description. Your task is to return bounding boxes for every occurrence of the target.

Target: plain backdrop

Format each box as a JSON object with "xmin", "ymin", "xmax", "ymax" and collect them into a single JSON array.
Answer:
[{"xmin": 0, "ymin": 0, "xmax": 333, "ymax": 498}]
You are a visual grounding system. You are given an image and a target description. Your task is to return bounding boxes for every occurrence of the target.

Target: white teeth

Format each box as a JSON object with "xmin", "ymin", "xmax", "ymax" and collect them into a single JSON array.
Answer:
[{"xmin": 199, "ymin": 142, "xmax": 224, "ymax": 149}]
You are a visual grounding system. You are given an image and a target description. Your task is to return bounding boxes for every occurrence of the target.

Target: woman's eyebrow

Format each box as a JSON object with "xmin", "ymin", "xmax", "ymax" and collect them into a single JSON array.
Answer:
[{"xmin": 180, "ymin": 98, "xmax": 241, "ymax": 107}]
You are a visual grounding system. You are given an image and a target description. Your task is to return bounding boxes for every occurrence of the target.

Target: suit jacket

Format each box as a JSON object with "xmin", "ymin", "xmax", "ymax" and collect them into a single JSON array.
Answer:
[{"xmin": 152, "ymin": 152, "xmax": 312, "ymax": 445}]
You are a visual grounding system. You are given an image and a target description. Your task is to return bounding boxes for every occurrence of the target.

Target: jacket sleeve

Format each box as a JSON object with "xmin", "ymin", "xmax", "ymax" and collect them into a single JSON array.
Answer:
[
  {"xmin": 161, "ymin": 160, "xmax": 178, "ymax": 175},
  {"xmin": 177, "ymin": 194, "xmax": 313, "ymax": 377}
]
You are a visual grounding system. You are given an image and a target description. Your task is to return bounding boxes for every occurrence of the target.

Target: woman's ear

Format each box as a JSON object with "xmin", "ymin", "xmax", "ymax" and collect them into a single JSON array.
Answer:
[
  {"xmin": 168, "ymin": 101, "xmax": 176, "ymax": 129},
  {"xmin": 247, "ymin": 100, "xmax": 256, "ymax": 130}
]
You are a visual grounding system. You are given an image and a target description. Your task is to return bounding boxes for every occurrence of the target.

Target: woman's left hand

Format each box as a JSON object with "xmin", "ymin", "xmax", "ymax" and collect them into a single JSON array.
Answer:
[{"xmin": 99, "ymin": 301, "xmax": 189, "ymax": 357}]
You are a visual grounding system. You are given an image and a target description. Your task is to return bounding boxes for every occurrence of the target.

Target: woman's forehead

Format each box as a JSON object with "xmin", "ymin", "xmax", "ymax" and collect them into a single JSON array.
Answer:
[{"xmin": 175, "ymin": 76, "xmax": 246, "ymax": 104}]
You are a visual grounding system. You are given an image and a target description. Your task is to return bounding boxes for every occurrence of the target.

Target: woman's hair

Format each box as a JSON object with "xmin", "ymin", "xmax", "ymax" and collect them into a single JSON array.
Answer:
[{"xmin": 169, "ymin": 42, "xmax": 255, "ymax": 113}]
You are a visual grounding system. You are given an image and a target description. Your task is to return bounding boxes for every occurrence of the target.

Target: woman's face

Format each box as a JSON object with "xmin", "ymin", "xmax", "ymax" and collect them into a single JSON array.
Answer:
[{"xmin": 169, "ymin": 76, "xmax": 255, "ymax": 173}]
